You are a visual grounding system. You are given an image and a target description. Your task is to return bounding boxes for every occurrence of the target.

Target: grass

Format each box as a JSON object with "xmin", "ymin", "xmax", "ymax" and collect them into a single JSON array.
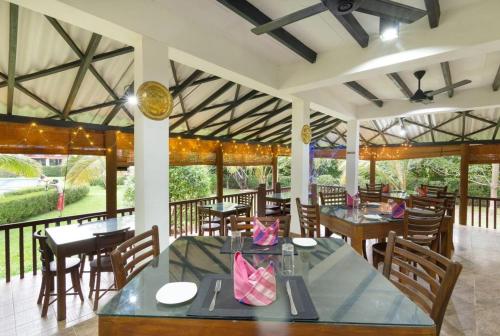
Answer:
[{"xmin": 0, "ymin": 185, "xmax": 126, "ymax": 279}]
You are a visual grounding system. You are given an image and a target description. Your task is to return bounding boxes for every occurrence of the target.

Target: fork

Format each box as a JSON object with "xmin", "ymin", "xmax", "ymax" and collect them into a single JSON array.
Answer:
[{"xmin": 209, "ymin": 280, "xmax": 222, "ymax": 311}]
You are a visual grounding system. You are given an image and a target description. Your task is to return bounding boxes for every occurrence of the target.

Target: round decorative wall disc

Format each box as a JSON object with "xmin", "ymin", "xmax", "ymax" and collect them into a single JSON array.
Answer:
[
  {"xmin": 301, "ymin": 124, "xmax": 312, "ymax": 144},
  {"xmin": 136, "ymin": 81, "xmax": 173, "ymax": 120}
]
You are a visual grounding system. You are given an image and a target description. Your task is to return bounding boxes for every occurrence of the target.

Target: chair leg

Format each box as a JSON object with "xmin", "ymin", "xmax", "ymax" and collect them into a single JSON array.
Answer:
[
  {"xmin": 41, "ymin": 274, "xmax": 51, "ymax": 317},
  {"xmin": 71, "ymin": 269, "xmax": 84, "ymax": 302},
  {"xmin": 88, "ymin": 269, "xmax": 96, "ymax": 299},
  {"xmin": 372, "ymin": 251, "xmax": 384, "ymax": 268},
  {"xmin": 93, "ymin": 271, "xmax": 101, "ymax": 311},
  {"xmin": 79, "ymin": 254, "xmax": 87, "ymax": 278},
  {"xmin": 362, "ymin": 240, "xmax": 367, "ymax": 259},
  {"xmin": 37, "ymin": 274, "xmax": 46, "ymax": 304}
]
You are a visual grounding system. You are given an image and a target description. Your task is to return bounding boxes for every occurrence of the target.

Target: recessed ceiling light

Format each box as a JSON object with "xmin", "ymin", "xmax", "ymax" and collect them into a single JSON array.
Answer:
[
  {"xmin": 380, "ymin": 27, "xmax": 399, "ymax": 41},
  {"xmin": 127, "ymin": 95, "xmax": 138, "ymax": 105}
]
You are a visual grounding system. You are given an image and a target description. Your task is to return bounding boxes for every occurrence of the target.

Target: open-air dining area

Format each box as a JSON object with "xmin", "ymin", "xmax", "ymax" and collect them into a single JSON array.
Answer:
[{"xmin": 1, "ymin": 1, "xmax": 500, "ymax": 336}]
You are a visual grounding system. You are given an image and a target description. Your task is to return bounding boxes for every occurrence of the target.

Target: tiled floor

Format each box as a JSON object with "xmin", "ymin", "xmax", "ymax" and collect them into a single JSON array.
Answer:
[{"xmin": 1, "ymin": 225, "xmax": 499, "ymax": 336}]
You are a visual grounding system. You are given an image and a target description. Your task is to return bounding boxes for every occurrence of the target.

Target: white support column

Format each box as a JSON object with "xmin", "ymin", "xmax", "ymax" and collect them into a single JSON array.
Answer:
[
  {"xmin": 345, "ymin": 119, "xmax": 360, "ymax": 196},
  {"xmin": 290, "ymin": 97, "xmax": 310, "ymax": 234},
  {"xmin": 134, "ymin": 37, "xmax": 172, "ymax": 251}
]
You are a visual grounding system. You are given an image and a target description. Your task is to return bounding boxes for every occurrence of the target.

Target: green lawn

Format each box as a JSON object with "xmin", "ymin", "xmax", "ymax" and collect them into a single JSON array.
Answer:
[{"xmin": 0, "ymin": 185, "xmax": 126, "ymax": 280}]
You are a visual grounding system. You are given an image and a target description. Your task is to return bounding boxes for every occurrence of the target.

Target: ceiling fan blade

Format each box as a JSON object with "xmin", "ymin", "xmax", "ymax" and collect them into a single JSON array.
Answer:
[
  {"xmin": 251, "ymin": 3, "xmax": 327, "ymax": 35},
  {"xmin": 427, "ymin": 80, "xmax": 472, "ymax": 97},
  {"xmin": 357, "ymin": 0, "xmax": 427, "ymax": 24},
  {"xmin": 334, "ymin": 13, "xmax": 369, "ymax": 47}
]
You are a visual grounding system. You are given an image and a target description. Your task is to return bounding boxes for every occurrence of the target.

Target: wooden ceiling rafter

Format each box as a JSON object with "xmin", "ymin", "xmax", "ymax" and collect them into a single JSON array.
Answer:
[
  {"xmin": 6, "ymin": 3, "xmax": 19, "ymax": 116},
  {"xmin": 344, "ymin": 81, "xmax": 383, "ymax": 108}
]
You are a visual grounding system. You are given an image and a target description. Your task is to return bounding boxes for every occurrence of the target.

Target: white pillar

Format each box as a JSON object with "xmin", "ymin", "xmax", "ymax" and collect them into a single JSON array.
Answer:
[
  {"xmin": 134, "ymin": 37, "xmax": 172, "ymax": 251},
  {"xmin": 290, "ymin": 97, "xmax": 310, "ymax": 234},
  {"xmin": 345, "ymin": 119, "xmax": 360, "ymax": 196}
]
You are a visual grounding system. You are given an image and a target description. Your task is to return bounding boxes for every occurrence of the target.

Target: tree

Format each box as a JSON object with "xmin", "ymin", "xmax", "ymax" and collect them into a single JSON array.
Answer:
[
  {"xmin": 65, "ymin": 156, "xmax": 105, "ymax": 186},
  {"xmin": 0, "ymin": 154, "xmax": 41, "ymax": 177}
]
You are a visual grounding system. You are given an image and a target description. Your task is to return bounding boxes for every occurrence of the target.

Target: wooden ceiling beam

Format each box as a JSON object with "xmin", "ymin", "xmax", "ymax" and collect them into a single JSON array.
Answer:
[
  {"xmin": 0, "ymin": 47, "xmax": 134, "ymax": 89},
  {"xmin": 216, "ymin": 0, "xmax": 317, "ymax": 63},
  {"xmin": 492, "ymin": 118, "xmax": 500, "ymax": 140},
  {"xmin": 226, "ymin": 85, "xmax": 241, "ymax": 135},
  {"xmin": 170, "ymin": 61, "xmax": 193, "ymax": 130},
  {"xmin": 387, "ymin": 73, "xmax": 412, "ymax": 98},
  {"xmin": 427, "ymin": 115, "xmax": 435, "ymax": 142},
  {"xmin": 492, "ymin": 64, "xmax": 500, "ymax": 91},
  {"xmin": 227, "ymin": 101, "xmax": 291, "ymax": 138},
  {"xmin": 424, "ymin": 0, "xmax": 441, "ymax": 28},
  {"xmin": 207, "ymin": 96, "xmax": 279, "ymax": 136},
  {"xmin": 6, "ymin": 4, "xmax": 19, "ymax": 115},
  {"xmin": 102, "ymin": 84, "xmax": 134, "ymax": 125},
  {"xmin": 344, "ymin": 81, "xmax": 383, "ymax": 107},
  {"xmin": 188, "ymin": 89, "xmax": 258, "ymax": 135},
  {"xmin": 170, "ymin": 81, "xmax": 235, "ymax": 130},
  {"xmin": 440, "ymin": 62, "xmax": 454, "ymax": 98}
]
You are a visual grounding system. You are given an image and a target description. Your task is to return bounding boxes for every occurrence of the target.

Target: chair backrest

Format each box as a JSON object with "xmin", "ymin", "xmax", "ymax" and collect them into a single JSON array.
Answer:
[
  {"xmin": 319, "ymin": 190, "xmax": 346, "ymax": 206},
  {"xmin": 404, "ymin": 208, "xmax": 445, "ymax": 250},
  {"xmin": 437, "ymin": 191, "xmax": 457, "ymax": 218},
  {"xmin": 421, "ymin": 184, "xmax": 447, "ymax": 194},
  {"xmin": 366, "ymin": 183, "xmax": 383, "ymax": 191},
  {"xmin": 295, "ymin": 198, "xmax": 320, "ymax": 238},
  {"xmin": 383, "ymin": 231, "xmax": 462, "ymax": 335},
  {"xmin": 93, "ymin": 228, "xmax": 130, "ymax": 269},
  {"xmin": 111, "ymin": 225, "xmax": 160, "ymax": 290},
  {"xmin": 358, "ymin": 188, "xmax": 382, "ymax": 203},
  {"xmin": 229, "ymin": 215, "xmax": 291, "ymax": 237},
  {"xmin": 237, "ymin": 193, "xmax": 254, "ymax": 208},
  {"xmin": 409, "ymin": 195, "xmax": 445, "ymax": 211},
  {"xmin": 78, "ymin": 214, "xmax": 107, "ymax": 225},
  {"xmin": 33, "ymin": 230, "xmax": 53, "ymax": 273}
]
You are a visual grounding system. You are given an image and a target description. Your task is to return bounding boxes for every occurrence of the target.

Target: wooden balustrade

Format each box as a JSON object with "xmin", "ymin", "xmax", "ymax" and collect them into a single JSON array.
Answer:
[{"xmin": 469, "ymin": 196, "xmax": 500, "ymax": 229}]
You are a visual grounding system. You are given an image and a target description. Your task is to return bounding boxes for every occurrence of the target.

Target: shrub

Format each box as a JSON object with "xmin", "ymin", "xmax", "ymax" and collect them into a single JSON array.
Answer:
[
  {"xmin": 0, "ymin": 186, "xmax": 89, "ymax": 224},
  {"xmin": 317, "ymin": 175, "xmax": 339, "ymax": 186},
  {"xmin": 89, "ymin": 177, "xmax": 105, "ymax": 188},
  {"xmin": 3, "ymin": 186, "xmax": 45, "ymax": 197},
  {"xmin": 42, "ymin": 165, "xmax": 65, "ymax": 177}
]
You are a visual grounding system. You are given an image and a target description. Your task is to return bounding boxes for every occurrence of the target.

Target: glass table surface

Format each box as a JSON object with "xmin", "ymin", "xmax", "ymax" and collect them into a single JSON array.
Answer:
[
  {"xmin": 266, "ymin": 192, "xmax": 291, "ymax": 201},
  {"xmin": 99, "ymin": 236, "xmax": 433, "ymax": 327},
  {"xmin": 200, "ymin": 202, "xmax": 244, "ymax": 213}
]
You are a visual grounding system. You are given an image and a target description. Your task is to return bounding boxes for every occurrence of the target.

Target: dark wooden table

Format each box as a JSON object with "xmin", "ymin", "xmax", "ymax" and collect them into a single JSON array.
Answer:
[
  {"xmin": 199, "ymin": 202, "xmax": 249, "ymax": 235},
  {"xmin": 99, "ymin": 236, "xmax": 435, "ymax": 335},
  {"xmin": 45, "ymin": 215, "xmax": 135, "ymax": 321},
  {"xmin": 320, "ymin": 205, "xmax": 452, "ymax": 258}
]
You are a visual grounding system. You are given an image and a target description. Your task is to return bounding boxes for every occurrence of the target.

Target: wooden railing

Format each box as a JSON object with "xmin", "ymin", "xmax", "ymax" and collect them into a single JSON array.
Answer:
[
  {"xmin": 0, "ymin": 208, "xmax": 134, "ymax": 283},
  {"xmin": 468, "ymin": 196, "xmax": 500, "ymax": 229}
]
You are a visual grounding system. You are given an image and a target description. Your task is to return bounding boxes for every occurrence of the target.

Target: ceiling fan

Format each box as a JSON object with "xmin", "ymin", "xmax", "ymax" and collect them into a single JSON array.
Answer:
[
  {"xmin": 251, "ymin": 0, "xmax": 427, "ymax": 47},
  {"xmin": 407, "ymin": 70, "xmax": 471, "ymax": 104}
]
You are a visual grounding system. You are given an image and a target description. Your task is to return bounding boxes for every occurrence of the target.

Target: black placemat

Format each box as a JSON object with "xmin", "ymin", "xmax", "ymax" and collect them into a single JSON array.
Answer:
[
  {"xmin": 187, "ymin": 274, "xmax": 318, "ymax": 321},
  {"xmin": 220, "ymin": 237, "xmax": 297, "ymax": 255}
]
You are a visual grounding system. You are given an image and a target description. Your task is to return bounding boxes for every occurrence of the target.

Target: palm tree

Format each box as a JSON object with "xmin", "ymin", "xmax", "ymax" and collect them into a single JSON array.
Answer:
[
  {"xmin": 65, "ymin": 156, "xmax": 105, "ymax": 186},
  {"xmin": 0, "ymin": 154, "xmax": 41, "ymax": 177}
]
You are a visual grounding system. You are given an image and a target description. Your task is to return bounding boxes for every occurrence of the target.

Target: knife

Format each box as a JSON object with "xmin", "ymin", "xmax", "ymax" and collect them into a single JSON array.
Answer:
[{"xmin": 286, "ymin": 280, "xmax": 298, "ymax": 316}]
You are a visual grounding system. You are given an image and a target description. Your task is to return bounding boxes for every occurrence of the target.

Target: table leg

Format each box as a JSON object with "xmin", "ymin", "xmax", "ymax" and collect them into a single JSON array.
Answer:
[
  {"xmin": 443, "ymin": 220, "xmax": 453, "ymax": 258},
  {"xmin": 56, "ymin": 255, "xmax": 66, "ymax": 321},
  {"xmin": 222, "ymin": 215, "xmax": 227, "ymax": 236},
  {"xmin": 350, "ymin": 233, "xmax": 364, "ymax": 256}
]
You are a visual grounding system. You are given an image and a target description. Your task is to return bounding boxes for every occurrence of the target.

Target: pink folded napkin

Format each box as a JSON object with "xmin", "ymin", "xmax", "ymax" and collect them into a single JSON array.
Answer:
[
  {"xmin": 392, "ymin": 201, "xmax": 406, "ymax": 219},
  {"xmin": 252, "ymin": 217, "xmax": 279, "ymax": 246},
  {"xmin": 233, "ymin": 251, "xmax": 276, "ymax": 306},
  {"xmin": 346, "ymin": 193, "xmax": 358, "ymax": 207}
]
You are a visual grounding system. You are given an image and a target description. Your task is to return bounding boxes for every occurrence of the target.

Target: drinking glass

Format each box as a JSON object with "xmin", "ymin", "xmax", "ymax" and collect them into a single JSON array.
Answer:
[
  {"xmin": 282, "ymin": 243, "xmax": 295, "ymax": 275},
  {"xmin": 231, "ymin": 231, "xmax": 243, "ymax": 252}
]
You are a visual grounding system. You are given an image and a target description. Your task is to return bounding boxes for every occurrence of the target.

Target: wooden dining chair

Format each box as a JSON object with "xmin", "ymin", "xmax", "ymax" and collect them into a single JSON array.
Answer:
[
  {"xmin": 421, "ymin": 184, "xmax": 448, "ymax": 195},
  {"xmin": 319, "ymin": 190, "xmax": 346, "ymax": 206},
  {"xmin": 236, "ymin": 193, "xmax": 253, "ymax": 216},
  {"xmin": 409, "ymin": 195, "xmax": 446, "ymax": 211},
  {"xmin": 366, "ymin": 183, "xmax": 383, "ymax": 191},
  {"xmin": 437, "ymin": 191, "xmax": 457, "ymax": 218},
  {"xmin": 34, "ymin": 231, "xmax": 84, "ymax": 317},
  {"xmin": 358, "ymin": 188, "xmax": 382, "ymax": 203},
  {"xmin": 295, "ymin": 198, "xmax": 321, "ymax": 238},
  {"xmin": 229, "ymin": 215, "xmax": 291, "ymax": 237},
  {"xmin": 89, "ymin": 228, "xmax": 130, "ymax": 310},
  {"xmin": 198, "ymin": 205, "xmax": 222, "ymax": 236},
  {"xmin": 382, "ymin": 231, "xmax": 462, "ymax": 335},
  {"xmin": 111, "ymin": 225, "xmax": 160, "ymax": 290},
  {"xmin": 372, "ymin": 208, "xmax": 445, "ymax": 267},
  {"xmin": 77, "ymin": 214, "xmax": 107, "ymax": 278}
]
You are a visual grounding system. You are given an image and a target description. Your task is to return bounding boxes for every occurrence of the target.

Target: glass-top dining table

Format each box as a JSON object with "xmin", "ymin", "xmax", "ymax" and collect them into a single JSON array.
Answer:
[{"xmin": 98, "ymin": 236, "xmax": 436, "ymax": 335}]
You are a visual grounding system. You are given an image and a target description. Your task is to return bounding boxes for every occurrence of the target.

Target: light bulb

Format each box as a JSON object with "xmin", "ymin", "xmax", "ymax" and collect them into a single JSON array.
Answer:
[
  {"xmin": 127, "ymin": 95, "xmax": 138, "ymax": 105},
  {"xmin": 380, "ymin": 27, "xmax": 399, "ymax": 41}
]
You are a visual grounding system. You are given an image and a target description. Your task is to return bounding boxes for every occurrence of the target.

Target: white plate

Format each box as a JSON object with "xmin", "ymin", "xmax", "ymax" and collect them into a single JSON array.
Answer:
[
  {"xmin": 292, "ymin": 238, "xmax": 317, "ymax": 247},
  {"xmin": 363, "ymin": 214, "xmax": 382, "ymax": 220},
  {"xmin": 366, "ymin": 202, "xmax": 381, "ymax": 207},
  {"xmin": 156, "ymin": 282, "xmax": 197, "ymax": 305}
]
